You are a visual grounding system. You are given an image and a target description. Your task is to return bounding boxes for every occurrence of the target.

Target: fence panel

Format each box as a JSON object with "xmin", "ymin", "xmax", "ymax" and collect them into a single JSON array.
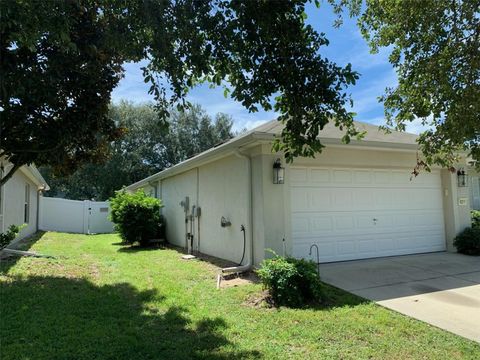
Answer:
[
  {"xmin": 39, "ymin": 197, "xmax": 114, "ymax": 234},
  {"xmin": 88, "ymin": 201, "xmax": 115, "ymax": 234}
]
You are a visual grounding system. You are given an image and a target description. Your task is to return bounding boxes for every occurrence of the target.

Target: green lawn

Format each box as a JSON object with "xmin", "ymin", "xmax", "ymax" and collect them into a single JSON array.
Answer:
[{"xmin": 1, "ymin": 232, "xmax": 479, "ymax": 359}]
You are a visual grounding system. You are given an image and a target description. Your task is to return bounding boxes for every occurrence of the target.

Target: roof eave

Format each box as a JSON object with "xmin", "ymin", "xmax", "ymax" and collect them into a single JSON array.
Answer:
[
  {"xmin": 19, "ymin": 165, "xmax": 50, "ymax": 190},
  {"xmin": 126, "ymin": 132, "xmax": 258, "ymax": 190},
  {"xmin": 126, "ymin": 132, "xmax": 422, "ymax": 191}
]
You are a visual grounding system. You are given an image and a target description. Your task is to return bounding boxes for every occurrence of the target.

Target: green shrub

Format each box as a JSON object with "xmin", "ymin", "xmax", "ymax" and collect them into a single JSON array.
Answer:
[
  {"xmin": 453, "ymin": 227, "xmax": 480, "ymax": 256},
  {"xmin": 256, "ymin": 253, "xmax": 322, "ymax": 307},
  {"xmin": 472, "ymin": 210, "xmax": 480, "ymax": 229},
  {"xmin": 109, "ymin": 190, "xmax": 164, "ymax": 246},
  {"xmin": 0, "ymin": 224, "xmax": 24, "ymax": 249}
]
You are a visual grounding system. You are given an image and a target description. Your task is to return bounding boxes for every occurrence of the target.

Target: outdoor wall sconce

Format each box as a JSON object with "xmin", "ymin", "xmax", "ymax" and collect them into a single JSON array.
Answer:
[
  {"xmin": 457, "ymin": 168, "xmax": 468, "ymax": 187},
  {"xmin": 273, "ymin": 158, "xmax": 285, "ymax": 184}
]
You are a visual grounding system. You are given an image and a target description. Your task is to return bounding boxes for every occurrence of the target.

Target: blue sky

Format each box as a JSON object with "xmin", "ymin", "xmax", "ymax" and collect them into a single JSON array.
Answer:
[{"xmin": 111, "ymin": 2, "xmax": 426, "ymax": 134}]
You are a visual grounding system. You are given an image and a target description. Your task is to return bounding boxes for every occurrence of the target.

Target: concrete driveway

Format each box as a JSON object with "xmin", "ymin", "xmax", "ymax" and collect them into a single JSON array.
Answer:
[{"xmin": 319, "ymin": 252, "xmax": 480, "ymax": 342}]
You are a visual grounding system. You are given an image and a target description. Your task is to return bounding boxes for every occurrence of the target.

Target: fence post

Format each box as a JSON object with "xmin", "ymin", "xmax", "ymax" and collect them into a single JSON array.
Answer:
[
  {"xmin": 38, "ymin": 195, "xmax": 43, "ymax": 230},
  {"xmin": 83, "ymin": 200, "xmax": 90, "ymax": 234}
]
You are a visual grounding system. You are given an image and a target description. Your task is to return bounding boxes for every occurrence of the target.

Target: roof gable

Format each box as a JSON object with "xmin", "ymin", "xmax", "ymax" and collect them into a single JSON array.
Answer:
[{"xmin": 126, "ymin": 119, "xmax": 419, "ymax": 190}]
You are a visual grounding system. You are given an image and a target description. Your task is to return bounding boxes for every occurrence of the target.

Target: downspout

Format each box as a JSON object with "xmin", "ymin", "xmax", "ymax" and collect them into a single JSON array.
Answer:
[
  {"xmin": 36, "ymin": 190, "xmax": 40, "ymax": 232},
  {"xmin": 196, "ymin": 167, "xmax": 200, "ymax": 254},
  {"xmin": 36, "ymin": 185, "xmax": 46, "ymax": 232},
  {"xmin": 217, "ymin": 149, "xmax": 254, "ymax": 288}
]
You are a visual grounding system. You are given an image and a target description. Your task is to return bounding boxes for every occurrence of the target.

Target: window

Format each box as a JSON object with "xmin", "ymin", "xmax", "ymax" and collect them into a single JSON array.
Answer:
[{"xmin": 24, "ymin": 183, "xmax": 30, "ymax": 223}]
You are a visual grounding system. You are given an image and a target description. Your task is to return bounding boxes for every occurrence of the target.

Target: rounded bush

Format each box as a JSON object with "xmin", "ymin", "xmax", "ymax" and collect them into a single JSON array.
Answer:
[
  {"xmin": 472, "ymin": 210, "xmax": 480, "ymax": 229},
  {"xmin": 256, "ymin": 253, "xmax": 322, "ymax": 307},
  {"xmin": 109, "ymin": 190, "xmax": 164, "ymax": 246},
  {"xmin": 453, "ymin": 227, "xmax": 480, "ymax": 256}
]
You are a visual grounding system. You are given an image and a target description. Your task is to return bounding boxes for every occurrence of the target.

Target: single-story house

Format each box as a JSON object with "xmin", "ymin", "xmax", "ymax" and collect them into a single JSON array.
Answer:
[
  {"xmin": 126, "ymin": 120, "xmax": 473, "ymax": 265},
  {"xmin": 0, "ymin": 161, "xmax": 49, "ymax": 244}
]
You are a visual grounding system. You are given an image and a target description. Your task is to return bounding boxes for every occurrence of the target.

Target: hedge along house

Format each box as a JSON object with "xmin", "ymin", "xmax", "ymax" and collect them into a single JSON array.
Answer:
[
  {"xmin": 0, "ymin": 160, "xmax": 50, "ymax": 243},
  {"xmin": 126, "ymin": 120, "xmax": 472, "ymax": 266}
]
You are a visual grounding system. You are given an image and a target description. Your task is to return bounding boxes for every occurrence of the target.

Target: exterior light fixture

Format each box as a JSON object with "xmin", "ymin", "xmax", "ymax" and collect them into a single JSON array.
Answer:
[
  {"xmin": 273, "ymin": 158, "xmax": 285, "ymax": 184},
  {"xmin": 457, "ymin": 168, "xmax": 468, "ymax": 187}
]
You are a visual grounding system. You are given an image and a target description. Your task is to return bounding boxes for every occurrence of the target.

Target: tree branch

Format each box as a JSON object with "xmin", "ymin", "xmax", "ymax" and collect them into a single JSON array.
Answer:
[
  {"xmin": 8, "ymin": 144, "xmax": 62, "ymax": 154},
  {"xmin": 0, "ymin": 163, "xmax": 22, "ymax": 187}
]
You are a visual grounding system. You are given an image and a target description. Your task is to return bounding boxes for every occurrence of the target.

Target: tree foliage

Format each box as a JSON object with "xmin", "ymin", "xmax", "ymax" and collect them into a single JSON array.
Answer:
[
  {"xmin": 332, "ymin": 0, "xmax": 480, "ymax": 169},
  {"xmin": 0, "ymin": 0, "xmax": 124, "ymax": 184},
  {"xmin": 41, "ymin": 102, "xmax": 235, "ymax": 200},
  {"xmin": 1, "ymin": 0, "xmax": 359, "ymax": 186}
]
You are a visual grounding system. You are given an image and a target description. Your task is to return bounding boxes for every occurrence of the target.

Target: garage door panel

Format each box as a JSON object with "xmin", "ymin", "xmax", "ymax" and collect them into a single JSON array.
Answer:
[
  {"xmin": 291, "ymin": 166, "xmax": 446, "ymax": 262},
  {"xmin": 290, "ymin": 167, "xmax": 308, "ymax": 182},
  {"xmin": 310, "ymin": 168, "xmax": 330, "ymax": 182},
  {"xmin": 290, "ymin": 188, "xmax": 309, "ymax": 210},
  {"xmin": 333, "ymin": 170, "xmax": 353, "ymax": 183},
  {"xmin": 333, "ymin": 190, "xmax": 353, "ymax": 208},
  {"xmin": 310, "ymin": 188, "xmax": 333, "ymax": 208},
  {"xmin": 337, "ymin": 240, "xmax": 356, "ymax": 255},
  {"xmin": 291, "ymin": 217, "xmax": 309, "ymax": 234},
  {"xmin": 335, "ymin": 216, "xmax": 355, "ymax": 230},
  {"xmin": 374, "ymin": 170, "xmax": 391, "ymax": 184},
  {"xmin": 354, "ymin": 191, "xmax": 374, "ymax": 207},
  {"xmin": 311, "ymin": 216, "xmax": 334, "ymax": 232}
]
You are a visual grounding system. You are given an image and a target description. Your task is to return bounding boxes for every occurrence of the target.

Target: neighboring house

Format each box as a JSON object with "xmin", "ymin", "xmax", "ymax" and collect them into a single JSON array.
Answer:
[
  {"xmin": 0, "ymin": 162, "xmax": 49, "ymax": 243},
  {"xmin": 126, "ymin": 120, "xmax": 472, "ymax": 265}
]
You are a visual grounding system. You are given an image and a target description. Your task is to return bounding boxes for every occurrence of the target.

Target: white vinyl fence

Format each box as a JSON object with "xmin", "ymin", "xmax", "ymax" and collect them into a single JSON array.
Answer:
[{"xmin": 39, "ymin": 197, "xmax": 114, "ymax": 234}]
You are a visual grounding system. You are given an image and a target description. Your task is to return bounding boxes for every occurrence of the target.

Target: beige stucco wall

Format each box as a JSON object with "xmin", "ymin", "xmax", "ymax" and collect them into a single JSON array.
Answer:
[
  {"xmin": 149, "ymin": 155, "xmax": 249, "ymax": 263},
  {"xmin": 160, "ymin": 169, "xmax": 197, "ymax": 248},
  {"xmin": 1, "ymin": 167, "xmax": 39, "ymax": 242},
  {"xmin": 197, "ymin": 155, "xmax": 249, "ymax": 263},
  {"xmin": 441, "ymin": 170, "xmax": 472, "ymax": 250},
  {"xmin": 132, "ymin": 143, "xmax": 472, "ymax": 264}
]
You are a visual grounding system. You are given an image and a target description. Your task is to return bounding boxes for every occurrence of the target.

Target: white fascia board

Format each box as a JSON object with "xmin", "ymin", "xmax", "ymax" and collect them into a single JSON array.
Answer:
[{"xmin": 19, "ymin": 165, "xmax": 50, "ymax": 190}]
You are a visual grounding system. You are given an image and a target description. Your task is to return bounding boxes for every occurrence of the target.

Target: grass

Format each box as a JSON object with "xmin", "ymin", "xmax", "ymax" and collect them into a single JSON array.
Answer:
[{"xmin": 1, "ymin": 232, "xmax": 479, "ymax": 359}]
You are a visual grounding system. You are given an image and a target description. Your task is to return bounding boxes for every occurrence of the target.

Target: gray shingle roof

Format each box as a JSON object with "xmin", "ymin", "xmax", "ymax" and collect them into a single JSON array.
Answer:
[{"xmin": 251, "ymin": 119, "xmax": 418, "ymax": 145}]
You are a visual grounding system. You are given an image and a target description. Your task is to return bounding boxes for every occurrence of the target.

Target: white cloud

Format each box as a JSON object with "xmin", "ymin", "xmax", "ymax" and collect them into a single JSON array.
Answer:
[
  {"xmin": 405, "ymin": 117, "xmax": 434, "ymax": 135},
  {"xmin": 362, "ymin": 116, "xmax": 386, "ymax": 126},
  {"xmin": 362, "ymin": 116, "xmax": 434, "ymax": 135},
  {"xmin": 340, "ymin": 31, "xmax": 392, "ymax": 71},
  {"xmin": 234, "ymin": 119, "xmax": 269, "ymax": 132},
  {"xmin": 111, "ymin": 61, "xmax": 154, "ymax": 103},
  {"xmin": 349, "ymin": 69, "xmax": 398, "ymax": 115}
]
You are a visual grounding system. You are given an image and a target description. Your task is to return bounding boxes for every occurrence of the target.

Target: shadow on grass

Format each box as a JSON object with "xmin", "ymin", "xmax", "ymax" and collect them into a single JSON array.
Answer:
[
  {"xmin": 111, "ymin": 241, "xmax": 126, "ymax": 246},
  {"xmin": 0, "ymin": 231, "xmax": 47, "ymax": 274},
  {"xmin": 0, "ymin": 276, "xmax": 261, "ymax": 360},
  {"xmin": 248, "ymin": 282, "xmax": 369, "ymax": 311},
  {"xmin": 317, "ymin": 282, "xmax": 370, "ymax": 310},
  {"xmin": 116, "ymin": 244, "xmax": 167, "ymax": 253}
]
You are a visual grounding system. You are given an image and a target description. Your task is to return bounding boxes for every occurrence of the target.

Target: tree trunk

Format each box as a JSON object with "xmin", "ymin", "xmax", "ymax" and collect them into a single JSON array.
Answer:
[{"xmin": 0, "ymin": 163, "xmax": 21, "ymax": 187}]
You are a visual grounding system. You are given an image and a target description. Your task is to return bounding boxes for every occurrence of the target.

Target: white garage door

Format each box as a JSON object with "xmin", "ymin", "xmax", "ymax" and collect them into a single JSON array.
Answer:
[{"xmin": 290, "ymin": 167, "xmax": 446, "ymax": 262}]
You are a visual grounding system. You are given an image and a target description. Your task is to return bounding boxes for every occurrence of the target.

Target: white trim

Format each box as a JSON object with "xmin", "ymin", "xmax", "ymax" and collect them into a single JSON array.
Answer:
[{"xmin": 19, "ymin": 165, "xmax": 50, "ymax": 190}]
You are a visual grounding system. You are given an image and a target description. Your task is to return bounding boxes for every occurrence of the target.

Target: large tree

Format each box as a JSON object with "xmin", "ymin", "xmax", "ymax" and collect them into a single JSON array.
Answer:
[
  {"xmin": 331, "ymin": 0, "xmax": 480, "ymax": 169},
  {"xmin": 1, "ymin": 0, "xmax": 359, "ymax": 186},
  {"xmin": 41, "ymin": 102, "xmax": 236, "ymax": 200}
]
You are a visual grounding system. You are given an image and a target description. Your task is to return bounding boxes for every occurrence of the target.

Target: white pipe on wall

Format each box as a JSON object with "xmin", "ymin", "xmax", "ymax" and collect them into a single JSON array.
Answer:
[{"xmin": 217, "ymin": 149, "xmax": 254, "ymax": 288}]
